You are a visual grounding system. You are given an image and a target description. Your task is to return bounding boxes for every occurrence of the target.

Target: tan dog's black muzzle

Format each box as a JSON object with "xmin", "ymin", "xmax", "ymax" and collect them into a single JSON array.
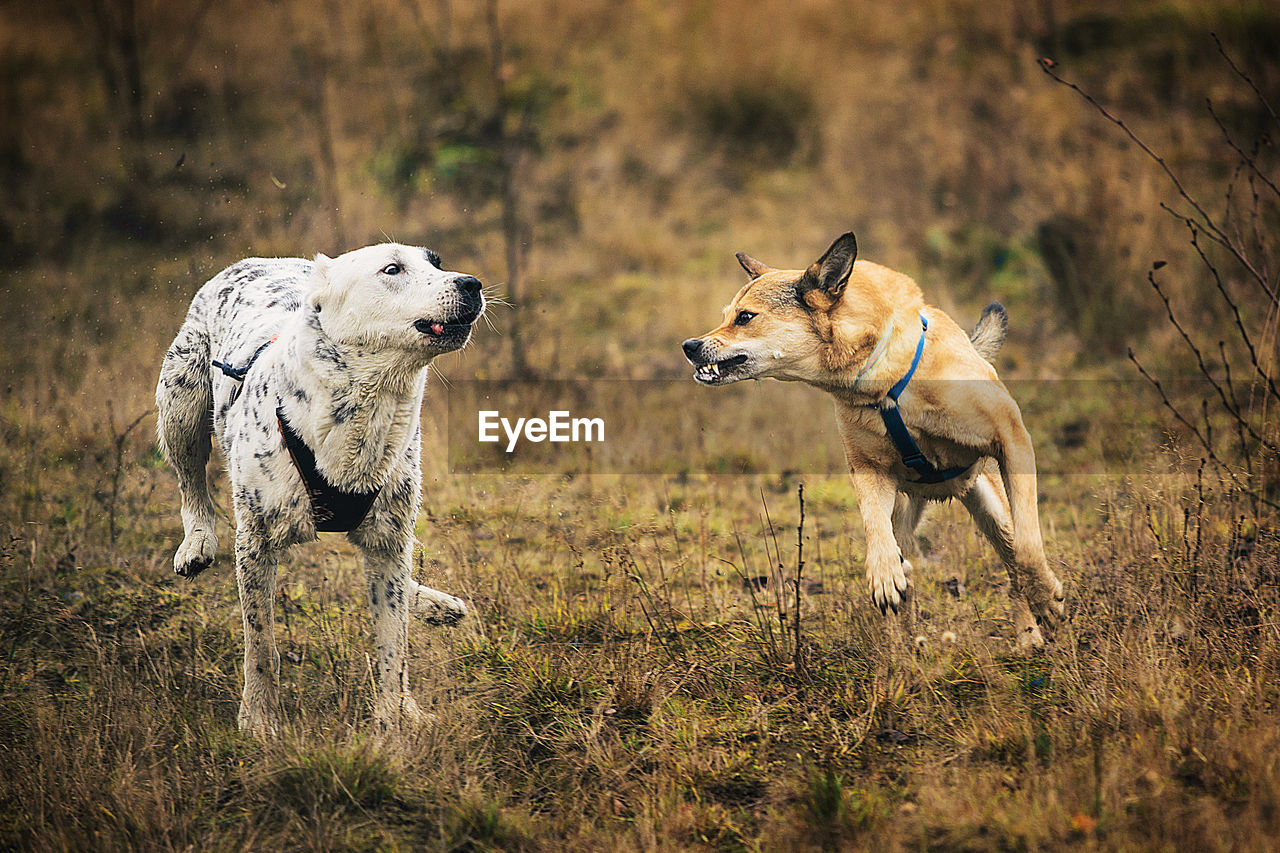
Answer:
[{"xmin": 681, "ymin": 338, "xmax": 707, "ymax": 363}]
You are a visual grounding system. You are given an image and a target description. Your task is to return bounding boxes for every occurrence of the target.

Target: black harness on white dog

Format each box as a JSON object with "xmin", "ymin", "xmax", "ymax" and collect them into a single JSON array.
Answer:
[
  {"xmin": 213, "ymin": 340, "xmax": 381, "ymax": 532},
  {"xmin": 274, "ymin": 406, "xmax": 380, "ymax": 532}
]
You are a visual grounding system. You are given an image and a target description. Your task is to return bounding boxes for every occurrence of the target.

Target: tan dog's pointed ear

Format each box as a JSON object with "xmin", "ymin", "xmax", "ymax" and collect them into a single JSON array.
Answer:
[
  {"xmin": 798, "ymin": 232, "xmax": 857, "ymax": 305},
  {"xmin": 735, "ymin": 252, "xmax": 774, "ymax": 279}
]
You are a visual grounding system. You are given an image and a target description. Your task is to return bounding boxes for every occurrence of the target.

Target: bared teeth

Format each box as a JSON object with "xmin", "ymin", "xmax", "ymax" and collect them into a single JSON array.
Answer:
[{"xmin": 695, "ymin": 361, "xmax": 726, "ymax": 381}]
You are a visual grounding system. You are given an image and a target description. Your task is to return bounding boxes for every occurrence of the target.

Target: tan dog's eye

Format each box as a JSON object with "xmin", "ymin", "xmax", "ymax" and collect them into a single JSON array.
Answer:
[{"xmin": 734, "ymin": 310, "xmax": 756, "ymax": 326}]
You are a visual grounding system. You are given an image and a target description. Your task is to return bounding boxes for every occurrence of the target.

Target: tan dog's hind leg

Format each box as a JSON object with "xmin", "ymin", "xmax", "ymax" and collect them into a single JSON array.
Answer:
[
  {"xmin": 960, "ymin": 469, "xmax": 1043, "ymax": 648},
  {"xmin": 995, "ymin": 418, "xmax": 1066, "ymax": 630},
  {"xmin": 852, "ymin": 466, "xmax": 911, "ymax": 614},
  {"xmin": 892, "ymin": 491, "xmax": 926, "ymax": 560}
]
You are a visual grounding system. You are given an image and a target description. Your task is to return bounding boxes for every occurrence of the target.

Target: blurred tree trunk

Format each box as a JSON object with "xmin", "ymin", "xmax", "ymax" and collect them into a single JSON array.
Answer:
[
  {"xmin": 436, "ymin": 0, "xmax": 453, "ymax": 52},
  {"xmin": 288, "ymin": 0, "xmax": 347, "ymax": 249},
  {"xmin": 486, "ymin": 0, "xmax": 532, "ymax": 379},
  {"xmin": 84, "ymin": 0, "xmax": 145, "ymax": 143},
  {"xmin": 76, "ymin": 0, "xmax": 213, "ymax": 173},
  {"xmin": 313, "ymin": 60, "xmax": 347, "ymax": 250}
]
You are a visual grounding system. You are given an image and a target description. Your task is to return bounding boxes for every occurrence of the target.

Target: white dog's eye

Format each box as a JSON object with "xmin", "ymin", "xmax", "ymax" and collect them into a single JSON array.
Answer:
[
  {"xmin": 734, "ymin": 310, "xmax": 757, "ymax": 326},
  {"xmin": 381, "ymin": 263, "xmax": 402, "ymax": 276}
]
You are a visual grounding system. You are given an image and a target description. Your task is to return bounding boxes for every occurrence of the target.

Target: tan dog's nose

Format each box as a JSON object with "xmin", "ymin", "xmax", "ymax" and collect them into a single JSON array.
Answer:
[{"xmin": 681, "ymin": 338, "xmax": 704, "ymax": 362}]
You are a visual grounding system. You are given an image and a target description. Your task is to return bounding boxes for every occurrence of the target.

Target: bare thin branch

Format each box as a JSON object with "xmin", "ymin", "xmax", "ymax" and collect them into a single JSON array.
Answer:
[
  {"xmin": 1039, "ymin": 61, "xmax": 1222, "ymax": 243},
  {"xmin": 1160, "ymin": 200, "xmax": 1277, "ymax": 304},
  {"xmin": 1212, "ymin": 32, "xmax": 1279, "ymax": 125},
  {"xmin": 1185, "ymin": 225, "xmax": 1280, "ymax": 404},
  {"xmin": 1128, "ymin": 349, "xmax": 1278, "ymax": 510},
  {"xmin": 1219, "ymin": 340, "xmax": 1252, "ymax": 473},
  {"xmin": 1147, "ymin": 268, "xmax": 1277, "ymax": 453},
  {"xmin": 1207, "ymin": 98, "xmax": 1280, "ymax": 202},
  {"xmin": 1041, "ymin": 59, "xmax": 1276, "ymax": 301}
]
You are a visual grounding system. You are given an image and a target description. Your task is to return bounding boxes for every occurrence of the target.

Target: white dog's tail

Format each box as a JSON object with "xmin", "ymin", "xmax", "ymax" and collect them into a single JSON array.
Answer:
[{"xmin": 969, "ymin": 302, "xmax": 1008, "ymax": 362}]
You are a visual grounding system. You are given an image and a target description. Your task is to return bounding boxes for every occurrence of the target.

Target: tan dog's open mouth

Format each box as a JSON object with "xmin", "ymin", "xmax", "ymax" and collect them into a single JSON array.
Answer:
[{"xmin": 692, "ymin": 353, "xmax": 748, "ymax": 385}]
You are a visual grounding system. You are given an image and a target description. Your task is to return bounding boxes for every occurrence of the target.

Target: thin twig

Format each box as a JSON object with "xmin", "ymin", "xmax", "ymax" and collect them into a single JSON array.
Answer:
[
  {"xmin": 1219, "ymin": 340, "xmax": 1253, "ymax": 474},
  {"xmin": 1212, "ymin": 32, "xmax": 1279, "ymax": 125},
  {"xmin": 1184, "ymin": 225, "xmax": 1280, "ymax": 404},
  {"xmin": 1040, "ymin": 59, "xmax": 1276, "ymax": 301},
  {"xmin": 1206, "ymin": 98, "xmax": 1280, "ymax": 202},
  {"xmin": 1128, "ymin": 349, "xmax": 1278, "ymax": 509},
  {"xmin": 1146, "ymin": 268, "xmax": 1277, "ymax": 453},
  {"xmin": 793, "ymin": 483, "xmax": 805, "ymax": 674},
  {"xmin": 1038, "ymin": 62, "xmax": 1220, "ymax": 244}
]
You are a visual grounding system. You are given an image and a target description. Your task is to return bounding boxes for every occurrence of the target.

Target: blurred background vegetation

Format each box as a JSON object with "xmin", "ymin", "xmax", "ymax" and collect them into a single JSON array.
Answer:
[
  {"xmin": 2, "ymin": 0, "xmax": 1279, "ymax": 849},
  {"xmin": 2, "ymin": 0, "xmax": 1276, "ymax": 392}
]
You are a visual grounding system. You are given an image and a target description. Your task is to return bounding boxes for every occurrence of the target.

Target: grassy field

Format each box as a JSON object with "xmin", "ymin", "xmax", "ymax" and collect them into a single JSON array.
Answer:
[{"xmin": 2, "ymin": 0, "xmax": 1279, "ymax": 849}]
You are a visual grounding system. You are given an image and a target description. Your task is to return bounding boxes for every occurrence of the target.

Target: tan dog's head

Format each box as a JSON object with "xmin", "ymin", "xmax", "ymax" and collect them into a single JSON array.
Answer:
[{"xmin": 682, "ymin": 232, "xmax": 858, "ymax": 386}]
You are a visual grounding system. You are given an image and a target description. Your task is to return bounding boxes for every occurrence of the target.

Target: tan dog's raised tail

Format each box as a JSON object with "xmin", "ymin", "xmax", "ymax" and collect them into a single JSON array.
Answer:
[{"xmin": 682, "ymin": 232, "xmax": 1064, "ymax": 647}]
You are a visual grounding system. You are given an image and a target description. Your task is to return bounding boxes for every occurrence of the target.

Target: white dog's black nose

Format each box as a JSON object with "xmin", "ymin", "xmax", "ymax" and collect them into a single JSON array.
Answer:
[
  {"xmin": 682, "ymin": 338, "xmax": 704, "ymax": 362},
  {"xmin": 454, "ymin": 275, "xmax": 482, "ymax": 295}
]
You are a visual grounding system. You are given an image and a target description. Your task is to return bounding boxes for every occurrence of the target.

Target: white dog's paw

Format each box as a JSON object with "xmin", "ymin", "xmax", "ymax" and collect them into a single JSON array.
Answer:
[
  {"xmin": 174, "ymin": 528, "xmax": 217, "ymax": 578},
  {"xmin": 407, "ymin": 581, "xmax": 468, "ymax": 627},
  {"xmin": 374, "ymin": 692, "xmax": 432, "ymax": 731},
  {"xmin": 867, "ymin": 559, "xmax": 911, "ymax": 615},
  {"xmin": 237, "ymin": 703, "xmax": 281, "ymax": 739}
]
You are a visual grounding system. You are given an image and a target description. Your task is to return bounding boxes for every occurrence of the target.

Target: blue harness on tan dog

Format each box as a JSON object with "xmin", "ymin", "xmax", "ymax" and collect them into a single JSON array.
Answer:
[{"xmin": 870, "ymin": 314, "xmax": 973, "ymax": 484}]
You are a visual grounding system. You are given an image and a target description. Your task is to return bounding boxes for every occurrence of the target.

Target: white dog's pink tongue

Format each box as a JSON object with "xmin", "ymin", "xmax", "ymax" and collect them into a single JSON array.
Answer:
[{"xmin": 431, "ymin": 322, "xmax": 445, "ymax": 335}]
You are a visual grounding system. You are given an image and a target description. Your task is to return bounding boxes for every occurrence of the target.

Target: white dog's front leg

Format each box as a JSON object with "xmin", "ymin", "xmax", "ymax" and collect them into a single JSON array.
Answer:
[
  {"xmin": 850, "ymin": 465, "xmax": 910, "ymax": 614},
  {"xmin": 361, "ymin": 544, "xmax": 427, "ymax": 729},
  {"xmin": 234, "ymin": 526, "xmax": 281, "ymax": 737},
  {"xmin": 406, "ymin": 577, "xmax": 468, "ymax": 626}
]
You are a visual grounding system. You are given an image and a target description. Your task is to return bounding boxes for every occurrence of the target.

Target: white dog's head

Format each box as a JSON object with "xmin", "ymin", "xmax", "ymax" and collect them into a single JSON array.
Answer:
[{"xmin": 306, "ymin": 243, "xmax": 485, "ymax": 360}]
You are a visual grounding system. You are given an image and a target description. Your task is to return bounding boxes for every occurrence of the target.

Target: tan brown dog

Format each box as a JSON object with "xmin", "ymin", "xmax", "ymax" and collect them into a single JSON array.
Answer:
[{"xmin": 682, "ymin": 232, "xmax": 1064, "ymax": 647}]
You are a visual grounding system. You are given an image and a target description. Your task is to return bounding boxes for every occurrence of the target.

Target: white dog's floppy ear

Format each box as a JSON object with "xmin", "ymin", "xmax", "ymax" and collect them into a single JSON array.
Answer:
[
  {"xmin": 735, "ymin": 252, "xmax": 774, "ymax": 280},
  {"xmin": 308, "ymin": 253, "xmax": 332, "ymax": 310}
]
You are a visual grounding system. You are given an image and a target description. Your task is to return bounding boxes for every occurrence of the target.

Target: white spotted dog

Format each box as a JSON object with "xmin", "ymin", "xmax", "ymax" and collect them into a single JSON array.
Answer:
[{"xmin": 156, "ymin": 243, "xmax": 483, "ymax": 736}]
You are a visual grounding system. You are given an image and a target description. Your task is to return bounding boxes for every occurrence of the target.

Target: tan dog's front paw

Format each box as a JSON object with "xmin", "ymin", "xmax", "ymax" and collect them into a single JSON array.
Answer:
[
  {"xmin": 1017, "ymin": 623, "xmax": 1046, "ymax": 650},
  {"xmin": 868, "ymin": 560, "xmax": 911, "ymax": 614},
  {"xmin": 1027, "ymin": 576, "xmax": 1066, "ymax": 627}
]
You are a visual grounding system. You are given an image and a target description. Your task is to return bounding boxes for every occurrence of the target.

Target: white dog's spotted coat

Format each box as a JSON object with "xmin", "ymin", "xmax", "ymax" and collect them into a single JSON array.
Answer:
[{"xmin": 156, "ymin": 243, "xmax": 483, "ymax": 736}]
